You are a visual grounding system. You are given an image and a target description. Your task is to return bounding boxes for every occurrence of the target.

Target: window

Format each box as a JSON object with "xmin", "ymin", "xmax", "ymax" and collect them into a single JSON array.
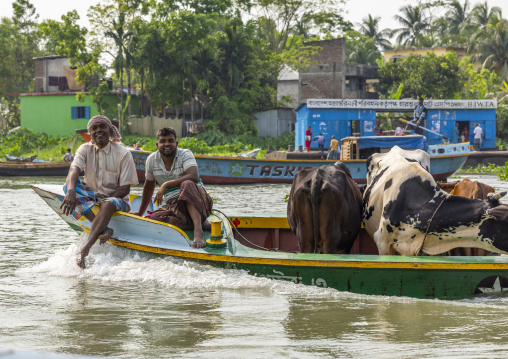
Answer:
[{"xmin": 71, "ymin": 106, "xmax": 90, "ymax": 119}]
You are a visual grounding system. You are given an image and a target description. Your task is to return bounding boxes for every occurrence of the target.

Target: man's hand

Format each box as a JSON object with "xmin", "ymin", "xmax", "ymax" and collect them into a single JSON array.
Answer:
[
  {"xmin": 60, "ymin": 189, "xmax": 77, "ymax": 216},
  {"xmin": 154, "ymin": 183, "xmax": 167, "ymax": 206},
  {"xmin": 129, "ymin": 210, "xmax": 142, "ymax": 216}
]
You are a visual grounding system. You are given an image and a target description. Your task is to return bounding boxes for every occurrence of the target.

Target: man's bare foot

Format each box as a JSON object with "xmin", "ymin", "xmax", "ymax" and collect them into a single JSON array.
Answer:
[
  {"xmin": 192, "ymin": 237, "xmax": 206, "ymax": 248},
  {"xmin": 77, "ymin": 253, "xmax": 86, "ymax": 268},
  {"xmin": 98, "ymin": 228, "xmax": 114, "ymax": 244}
]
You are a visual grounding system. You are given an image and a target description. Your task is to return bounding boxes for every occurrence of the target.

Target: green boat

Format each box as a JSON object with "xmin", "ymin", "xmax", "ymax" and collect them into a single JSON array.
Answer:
[{"xmin": 32, "ymin": 184, "xmax": 508, "ymax": 300}]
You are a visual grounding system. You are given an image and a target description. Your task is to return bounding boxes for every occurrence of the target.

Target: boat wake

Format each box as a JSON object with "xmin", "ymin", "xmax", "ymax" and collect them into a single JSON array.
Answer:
[{"xmin": 18, "ymin": 234, "xmax": 347, "ymax": 298}]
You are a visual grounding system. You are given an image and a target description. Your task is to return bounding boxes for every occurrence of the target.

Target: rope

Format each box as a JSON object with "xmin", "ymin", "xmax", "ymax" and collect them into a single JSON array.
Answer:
[
  {"xmin": 211, "ymin": 209, "xmax": 278, "ymax": 252},
  {"xmin": 418, "ymin": 193, "xmax": 450, "ymax": 256}
]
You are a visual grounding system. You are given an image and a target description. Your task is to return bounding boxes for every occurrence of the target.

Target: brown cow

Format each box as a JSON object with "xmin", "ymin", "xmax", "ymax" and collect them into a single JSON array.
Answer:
[
  {"xmin": 287, "ymin": 162, "xmax": 362, "ymax": 254},
  {"xmin": 438, "ymin": 178, "xmax": 494, "ymax": 198},
  {"xmin": 438, "ymin": 178, "xmax": 495, "ymax": 255}
]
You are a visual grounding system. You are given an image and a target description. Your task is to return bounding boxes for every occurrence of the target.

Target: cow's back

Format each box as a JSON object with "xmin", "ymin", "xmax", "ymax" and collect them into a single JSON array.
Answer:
[
  {"xmin": 287, "ymin": 164, "xmax": 362, "ymax": 253},
  {"xmin": 450, "ymin": 178, "xmax": 495, "ymax": 199}
]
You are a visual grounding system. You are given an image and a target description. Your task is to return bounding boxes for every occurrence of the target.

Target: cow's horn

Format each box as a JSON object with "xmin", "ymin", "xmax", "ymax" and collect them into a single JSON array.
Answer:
[{"xmin": 488, "ymin": 192, "xmax": 507, "ymax": 202}]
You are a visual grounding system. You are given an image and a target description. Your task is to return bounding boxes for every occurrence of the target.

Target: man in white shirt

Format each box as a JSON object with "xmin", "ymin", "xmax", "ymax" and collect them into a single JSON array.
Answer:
[
  {"xmin": 395, "ymin": 122, "xmax": 403, "ymax": 136},
  {"xmin": 473, "ymin": 123, "xmax": 483, "ymax": 149},
  {"xmin": 131, "ymin": 127, "xmax": 213, "ymax": 248},
  {"xmin": 60, "ymin": 115, "xmax": 138, "ymax": 268}
]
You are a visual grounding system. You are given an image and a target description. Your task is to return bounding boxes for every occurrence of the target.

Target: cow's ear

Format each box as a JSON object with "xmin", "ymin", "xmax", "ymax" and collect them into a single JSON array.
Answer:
[
  {"xmin": 488, "ymin": 192, "xmax": 507, "ymax": 203},
  {"xmin": 487, "ymin": 205, "xmax": 508, "ymax": 221}
]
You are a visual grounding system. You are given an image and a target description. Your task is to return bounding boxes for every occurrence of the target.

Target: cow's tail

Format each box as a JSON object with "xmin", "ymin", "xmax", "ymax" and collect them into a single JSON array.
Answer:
[{"xmin": 311, "ymin": 170, "xmax": 323, "ymax": 253}]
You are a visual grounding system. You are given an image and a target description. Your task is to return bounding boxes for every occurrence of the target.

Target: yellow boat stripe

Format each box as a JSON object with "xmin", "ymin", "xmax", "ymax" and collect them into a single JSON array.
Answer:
[{"xmin": 109, "ymin": 238, "xmax": 508, "ymax": 270}]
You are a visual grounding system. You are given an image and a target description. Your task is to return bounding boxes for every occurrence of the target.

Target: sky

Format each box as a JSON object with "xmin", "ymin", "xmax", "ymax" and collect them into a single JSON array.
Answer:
[{"xmin": 1, "ymin": 0, "xmax": 507, "ymax": 35}]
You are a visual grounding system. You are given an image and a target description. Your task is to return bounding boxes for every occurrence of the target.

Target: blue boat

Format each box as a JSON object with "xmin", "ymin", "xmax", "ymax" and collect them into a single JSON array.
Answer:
[{"xmin": 130, "ymin": 136, "xmax": 471, "ymax": 184}]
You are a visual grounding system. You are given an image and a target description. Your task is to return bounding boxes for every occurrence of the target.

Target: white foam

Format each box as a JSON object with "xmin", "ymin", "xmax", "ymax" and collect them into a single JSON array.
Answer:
[{"xmin": 21, "ymin": 233, "xmax": 508, "ymax": 306}]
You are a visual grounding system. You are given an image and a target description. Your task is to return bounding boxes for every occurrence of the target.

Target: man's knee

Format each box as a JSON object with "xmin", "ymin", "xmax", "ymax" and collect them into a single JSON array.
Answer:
[{"xmin": 100, "ymin": 200, "xmax": 116, "ymax": 212}]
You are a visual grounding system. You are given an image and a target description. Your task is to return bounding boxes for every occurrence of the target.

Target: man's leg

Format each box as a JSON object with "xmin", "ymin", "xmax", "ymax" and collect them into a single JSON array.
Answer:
[
  {"xmin": 77, "ymin": 202, "xmax": 116, "ymax": 268},
  {"xmin": 187, "ymin": 201, "xmax": 206, "ymax": 248},
  {"xmin": 82, "ymin": 211, "xmax": 114, "ymax": 245}
]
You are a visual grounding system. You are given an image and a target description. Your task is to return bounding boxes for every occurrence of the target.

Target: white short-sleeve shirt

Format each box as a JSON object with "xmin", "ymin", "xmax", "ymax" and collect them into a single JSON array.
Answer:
[
  {"xmin": 145, "ymin": 148, "xmax": 204, "ymax": 200},
  {"xmin": 71, "ymin": 141, "xmax": 139, "ymax": 202},
  {"xmin": 474, "ymin": 126, "xmax": 483, "ymax": 139}
]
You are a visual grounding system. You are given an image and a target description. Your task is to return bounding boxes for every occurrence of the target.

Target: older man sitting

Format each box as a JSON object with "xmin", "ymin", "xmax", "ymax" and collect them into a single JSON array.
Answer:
[{"xmin": 60, "ymin": 115, "xmax": 138, "ymax": 268}]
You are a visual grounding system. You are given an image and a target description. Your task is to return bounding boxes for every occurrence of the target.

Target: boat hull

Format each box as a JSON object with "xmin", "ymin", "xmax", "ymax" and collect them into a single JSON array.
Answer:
[
  {"xmin": 130, "ymin": 151, "xmax": 469, "ymax": 185},
  {"xmin": 31, "ymin": 184, "xmax": 508, "ymax": 300},
  {"xmin": 0, "ymin": 162, "xmax": 71, "ymax": 176}
]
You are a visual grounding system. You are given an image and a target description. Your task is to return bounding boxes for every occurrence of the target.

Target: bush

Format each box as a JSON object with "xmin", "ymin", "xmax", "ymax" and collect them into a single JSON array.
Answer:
[{"xmin": 0, "ymin": 128, "xmax": 77, "ymax": 159}]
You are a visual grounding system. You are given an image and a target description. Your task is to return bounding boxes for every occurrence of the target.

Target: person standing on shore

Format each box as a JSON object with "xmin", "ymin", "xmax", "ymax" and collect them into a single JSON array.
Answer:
[
  {"xmin": 63, "ymin": 148, "xmax": 74, "ymax": 162},
  {"xmin": 313, "ymin": 133, "xmax": 326, "ymax": 159},
  {"xmin": 374, "ymin": 121, "xmax": 384, "ymax": 136},
  {"xmin": 327, "ymin": 135, "xmax": 340, "ymax": 160},
  {"xmin": 451, "ymin": 123, "xmax": 459, "ymax": 144},
  {"xmin": 474, "ymin": 123, "xmax": 483, "ymax": 149},
  {"xmin": 305, "ymin": 126, "xmax": 313, "ymax": 152}
]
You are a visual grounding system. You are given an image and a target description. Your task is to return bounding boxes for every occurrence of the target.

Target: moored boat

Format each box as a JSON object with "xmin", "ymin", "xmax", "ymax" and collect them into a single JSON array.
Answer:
[
  {"xmin": 0, "ymin": 161, "xmax": 71, "ymax": 176},
  {"xmin": 32, "ymin": 184, "xmax": 508, "ymax": 300},
  {"xmin": 129, "ymin": 137, "xmax": 471, "ymax": 184}
]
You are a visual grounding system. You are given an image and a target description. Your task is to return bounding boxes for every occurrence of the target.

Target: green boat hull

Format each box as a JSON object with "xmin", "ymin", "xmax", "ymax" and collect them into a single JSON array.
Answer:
[{"xmin": 33, "ymin": 184, "xmax": 508, "ymax": 300}]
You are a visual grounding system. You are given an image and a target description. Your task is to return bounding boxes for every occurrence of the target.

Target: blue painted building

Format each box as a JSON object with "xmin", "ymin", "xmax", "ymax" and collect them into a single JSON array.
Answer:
[{"xmin": 295, "ymin": 99, "xmax": 497, "ymax": 150}]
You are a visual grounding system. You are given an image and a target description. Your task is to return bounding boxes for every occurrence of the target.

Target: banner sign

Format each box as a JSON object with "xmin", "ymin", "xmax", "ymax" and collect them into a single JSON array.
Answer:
[{"xmin": 307, "ymin": 99, "xmax": 497, "ymax": 110}]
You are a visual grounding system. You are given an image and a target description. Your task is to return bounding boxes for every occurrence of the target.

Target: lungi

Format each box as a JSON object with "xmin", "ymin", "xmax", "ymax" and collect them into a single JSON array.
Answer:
[
  {"xmin": 63, "ymin": 179, "xmax": 131, "ymax": 215},
  {"xmin": 149, "ymin": 180, "xmax": 213, "ymax": 225}
]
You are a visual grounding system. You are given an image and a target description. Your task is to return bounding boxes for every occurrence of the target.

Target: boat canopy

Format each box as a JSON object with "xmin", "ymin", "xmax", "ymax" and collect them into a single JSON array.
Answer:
[{"xmin": 357, "ymin": 135, "xmax": 428, "ymax": 150}]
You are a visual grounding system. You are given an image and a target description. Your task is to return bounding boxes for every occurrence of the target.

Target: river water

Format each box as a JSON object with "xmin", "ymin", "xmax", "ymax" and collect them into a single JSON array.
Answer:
[{"xmin": 2, "ymin": 174, "xmax": 508, "ymax": 358}]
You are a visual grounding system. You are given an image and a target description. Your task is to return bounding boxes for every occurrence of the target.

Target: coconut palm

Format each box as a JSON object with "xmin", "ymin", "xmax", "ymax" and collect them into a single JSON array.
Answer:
[
  {"xmin": 392, "ymin": 5, "xmax": 429, "ymax": 48},
  {"xmin": 357, "ymin": 14, "xmax": 392, "ymax": 50},
  {"xmin": 444, "ymin": 0, "xmax": 472, "ymax": 36},
  {"xmin": 470, "ymin": 16, "xmax": 508, "ymax": 81},
  {"xmin": 470, "ymin": 1, "xmax": 501, "ymax": 31},
  {"xmin": 347, "ymin": 37, "xmax": 380, "ymax": 65}
]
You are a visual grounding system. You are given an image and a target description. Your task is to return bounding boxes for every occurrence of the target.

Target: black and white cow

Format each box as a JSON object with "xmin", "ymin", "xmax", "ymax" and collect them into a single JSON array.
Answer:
[{"xmin": 363, "ymin": 146, "xmax": 508, "ymax": 256}]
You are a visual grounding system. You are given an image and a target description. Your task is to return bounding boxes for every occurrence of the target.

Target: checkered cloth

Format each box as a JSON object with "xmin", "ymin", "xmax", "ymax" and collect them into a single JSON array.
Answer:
[{"xmin": 63, "ymin": 179, "xmax": 130, "ymax": 215}]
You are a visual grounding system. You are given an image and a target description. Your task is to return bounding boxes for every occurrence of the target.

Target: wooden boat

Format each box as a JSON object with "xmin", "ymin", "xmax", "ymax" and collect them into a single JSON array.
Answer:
[
  {"xmin": 5, "ymin": 154, "xmax": 38, "ymax": 162},
  {"xmin": 0, "ymin": 161, "xmax": 71, "ymax": 176},
  {"xmin": 130, "ymin": 138, "xmax": 471, "ymax": 184},
  {"xmin": 76, "ymin": 129, "xmax": 471, "ymax": 184},
  {"xmin": 32, "ymin": 184, "xmax": 508, "ymax": 300}
]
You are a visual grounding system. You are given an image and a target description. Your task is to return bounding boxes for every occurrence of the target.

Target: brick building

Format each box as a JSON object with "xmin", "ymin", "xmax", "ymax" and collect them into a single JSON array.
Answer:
[{"xmin": 277, "ymin": 38, "xmax": 378, "ymax": 108}]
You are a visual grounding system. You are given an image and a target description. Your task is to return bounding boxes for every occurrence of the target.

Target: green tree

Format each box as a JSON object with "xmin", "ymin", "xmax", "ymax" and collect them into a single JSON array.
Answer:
[
  {"xmin": 0, "ymin": 0, "xmax": 41, "ymax": 96},
  {"xmin": 469, "ymin": 16, "xmax": 508, "ymax": 81},
  {"xmin": 470, "ymin": 1, "xmax": 501, "ymax": 31},
  {"xmin": 88, "ymin": 0, "xmax": 147, "ymax": 116},
  {"xmin": 357, "ymin": 14, "xmax": 392, "ymax": 50},
  {"xmin": 376, "ymin": 52, "xmax": 462, "ymax": 99},
  {"xmin": 207, "ymin": 95, "xmax": 257, "ymax": 136},
  {"xmin": 345, "ymin": 30, "xmax": 381, "ymax": 66},
  {"xmin": 392, "ymin": 5, "xmax": 429, "ymax": 47}
]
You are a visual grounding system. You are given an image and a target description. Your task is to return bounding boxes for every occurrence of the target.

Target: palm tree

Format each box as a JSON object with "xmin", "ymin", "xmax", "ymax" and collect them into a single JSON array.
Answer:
[
  {"xmin": 392, "ymin": 5, "xmax": 429, "ymax": 48},
  {"xmin": 347, "ymin": 37, "xmax": 380, "ymax": 65},
  {"xmin": 445, "ymin": 0, "xmax": 472, "ymax": 36},
  {"xmin": 357, "ymin": 14, "xmax": 392, "ymax": 50},
  {"xmin": 470, "ymin": 17, "xmax": 508, "ymax": 81},
  {"xmin": 470, "ymin": 1, "xmax": 501, "ymax": 31}
]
